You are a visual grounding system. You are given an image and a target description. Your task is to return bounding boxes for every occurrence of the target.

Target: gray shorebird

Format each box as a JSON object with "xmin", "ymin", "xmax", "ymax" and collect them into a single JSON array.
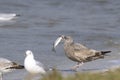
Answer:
[
  {"xmin": 52, "ymin": 35, "xmax": 111, "ymax": 71},
  {"xmin": 0, "ymin": 58, "xmax": 24, "ymax": 80}
]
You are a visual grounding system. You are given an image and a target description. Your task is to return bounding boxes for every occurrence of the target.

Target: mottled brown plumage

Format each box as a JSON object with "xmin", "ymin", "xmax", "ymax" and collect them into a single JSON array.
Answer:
[
  {"xmin": 53, "ymin": 35, "xmax": 111, "ymax": 71},
  {"xmin": 6, "ymin": 62, "xmax": 24, "ymax": 69},
  {"xmin": 0, "ymin": 58, "xmax": 24, "ymax": 80}
]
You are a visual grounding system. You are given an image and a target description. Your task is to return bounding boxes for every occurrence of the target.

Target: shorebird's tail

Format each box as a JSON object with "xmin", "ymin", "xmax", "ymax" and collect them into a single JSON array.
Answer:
[
  {"xmin": 6, "ymin": 62, "xmax": 24, "ymax": 69},
  {"xmin": 6, "ymin": 65, "xmax": 24, "ymax": 69},
  {"xmin": 13, "ymin": 65, "xmax": 24, "ymax": 69},
  {"xmin": 101, "ymin": 51, "xmax": 111, "ymax": 55}
]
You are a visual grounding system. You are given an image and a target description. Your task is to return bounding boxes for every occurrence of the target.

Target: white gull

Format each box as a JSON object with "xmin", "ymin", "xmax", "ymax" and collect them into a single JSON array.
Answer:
[{"xmin": 24, "ymin": 50, "xmax": 46, "ymax": 75}]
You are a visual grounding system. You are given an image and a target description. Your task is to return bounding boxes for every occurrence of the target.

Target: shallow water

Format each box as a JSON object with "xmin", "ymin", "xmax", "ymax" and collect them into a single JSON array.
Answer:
[{"xmin": 0, "ymin": 0, "xmax": 120, "ymax": 79}]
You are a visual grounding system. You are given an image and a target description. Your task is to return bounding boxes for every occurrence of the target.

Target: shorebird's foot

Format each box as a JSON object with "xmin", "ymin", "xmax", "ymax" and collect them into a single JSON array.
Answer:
[
  {"xmin": 70, "ymin": 62, "xmax": 84, "ymax": 71},
  {"xmin": 70, "ymin": 65, "xmax": 79, "ymax": 71},
  {"xmin": 70, "ymin": 68, "xmax": 77, "ymax": 71},
  {"xmin": 78, "ymin": 62, "xmax": 84, "ymax": 67}
]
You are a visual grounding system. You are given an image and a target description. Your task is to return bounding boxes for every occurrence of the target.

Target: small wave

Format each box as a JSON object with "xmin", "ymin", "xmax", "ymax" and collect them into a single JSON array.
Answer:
[{"xmin": 108, "ymin": 60, "xmax": 120, "ymax": 64}]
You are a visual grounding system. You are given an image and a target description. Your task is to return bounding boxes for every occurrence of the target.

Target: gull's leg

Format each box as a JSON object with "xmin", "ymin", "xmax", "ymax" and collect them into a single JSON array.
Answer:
[
  {"xmin": 24, "ymin": 73, "xmax": 34, "ymax": 80},
  {"xmin": 71, "ymin": 62, "xmax": 84, "ymax": 71}
]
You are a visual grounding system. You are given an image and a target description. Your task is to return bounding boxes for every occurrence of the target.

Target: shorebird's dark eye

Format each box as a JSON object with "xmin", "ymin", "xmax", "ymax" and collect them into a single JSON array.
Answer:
[
  {"xmin": 60, "ymin": 35, "xmax": 64, "ymax": 38},
  {"xmin": 64, "ymin": 36, "xmax": 68, "ymax": 39}
]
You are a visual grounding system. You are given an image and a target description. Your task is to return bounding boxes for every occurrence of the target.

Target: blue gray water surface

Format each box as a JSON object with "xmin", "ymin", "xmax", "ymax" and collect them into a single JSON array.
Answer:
[{"xmin": 0, "ymin": 0, "xmax": 120, "ymax": 79}]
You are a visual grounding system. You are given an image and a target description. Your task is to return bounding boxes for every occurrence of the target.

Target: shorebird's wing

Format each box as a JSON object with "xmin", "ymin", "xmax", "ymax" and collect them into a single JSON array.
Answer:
[
  {"xmin": 72, "ymin": 43, "xmax": 97, "ymax": 59},
  {"xmin": 0, "ymin": 58, "xmax": 24, "ymax": 70},
  {"xmin": 0, "ymin": 58, "xmax": 13, "ymax": 69},
  {"xmin": 73, "ymin": 43, "xmax": 88, "ymax": 50},
  {"xmin": 0, "ymin": 58, "xmax": 11, "ymax": 63}
]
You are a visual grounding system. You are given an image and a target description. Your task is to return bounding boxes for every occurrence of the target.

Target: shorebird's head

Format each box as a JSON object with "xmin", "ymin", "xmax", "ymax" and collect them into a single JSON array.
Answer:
[
  {"xmin": 52, "ymin": 35, "xmax": 73, "ymax": 52},
  {"xmin": 61, "ymin": 35, "xmax": 73, "ymax": 43},
  {"xmin": 25, "ymin": 50, "xmax": 34, "ymax": 57}
]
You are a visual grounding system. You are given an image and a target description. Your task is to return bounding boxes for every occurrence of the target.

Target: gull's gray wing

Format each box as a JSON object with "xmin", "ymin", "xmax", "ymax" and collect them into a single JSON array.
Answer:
[
  {"xmin": 36, "ymin": 60, "xmax": 50, "ymax": 71},
  {"xmin": 36, "ymin": 60, "xmax": 44, "ymax": 68}
]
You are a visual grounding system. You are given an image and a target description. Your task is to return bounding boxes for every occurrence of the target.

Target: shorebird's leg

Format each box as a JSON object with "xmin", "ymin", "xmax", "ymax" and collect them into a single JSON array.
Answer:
[
  {"xmin": 71, "ymin": 62, "xmax": 84, "ymax": 71},
  {"xmin": 0, "ymin": 73, "xmax": 2, "ymax": 80},
  {"xmin": 78, "ymin": 62, "xmax": 84, "ymax": 67}
]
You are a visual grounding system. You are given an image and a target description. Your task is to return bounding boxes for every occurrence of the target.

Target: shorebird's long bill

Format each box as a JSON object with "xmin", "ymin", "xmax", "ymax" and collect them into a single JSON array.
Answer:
[{"xmin": 52, "ymin": 36, "xmax": 62, "ymax": 52}]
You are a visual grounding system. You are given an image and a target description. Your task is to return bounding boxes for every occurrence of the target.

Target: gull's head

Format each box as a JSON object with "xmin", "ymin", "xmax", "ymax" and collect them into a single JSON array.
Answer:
[
  {"xmin": 52, "ymin": 35, "xmax": 73, "ymax": 52},
  {"xmin": 25, "ymin": 50, "xmax": 33, "ymax": 57}
]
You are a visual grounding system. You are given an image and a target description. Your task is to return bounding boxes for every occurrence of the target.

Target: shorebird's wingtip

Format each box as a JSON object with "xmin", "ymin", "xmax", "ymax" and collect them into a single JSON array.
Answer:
[
  {"xmin": 18, "ymin": 65, "xmax": 24, "ymax": 69},
  {"xmin": 6, "ymin": 64, "xmax": 24, "ymax": 69}
]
